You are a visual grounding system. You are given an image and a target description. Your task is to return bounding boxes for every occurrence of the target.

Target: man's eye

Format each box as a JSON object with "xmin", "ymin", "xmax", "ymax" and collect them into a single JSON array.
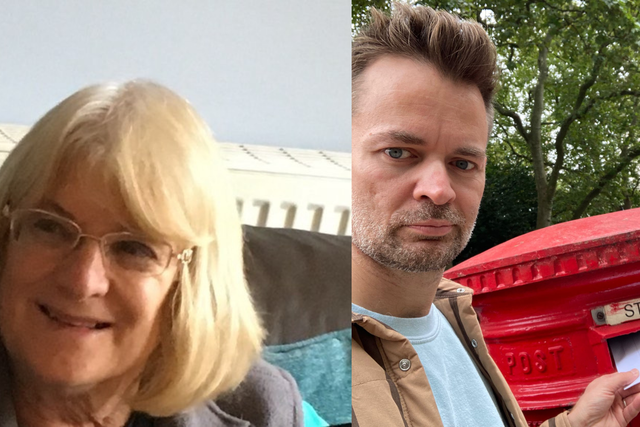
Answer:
[
  {"xmin": 453, "ymin": 160, "xmax": 475, "ymax": 170},
  {"xmin": 384, "ymin": 148, "xmax": 411, "ymax": 159}
]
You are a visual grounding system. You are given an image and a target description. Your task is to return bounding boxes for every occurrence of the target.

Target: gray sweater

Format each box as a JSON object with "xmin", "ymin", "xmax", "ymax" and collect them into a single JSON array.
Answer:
[{"xmin": 0, "ymin": 358, "xmax": 303, "ymax": 427}]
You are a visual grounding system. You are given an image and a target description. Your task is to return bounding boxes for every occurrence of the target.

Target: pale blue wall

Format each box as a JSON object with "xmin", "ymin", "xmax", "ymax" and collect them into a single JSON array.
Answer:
[{"xmin": 0, "ymin": 0, "xmax": 351, "ymax": 152}]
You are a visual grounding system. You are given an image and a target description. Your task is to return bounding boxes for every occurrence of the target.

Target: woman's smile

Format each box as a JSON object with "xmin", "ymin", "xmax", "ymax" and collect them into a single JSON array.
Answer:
[{"xmin": 37, "ymin": 302, "xmax": 113, "ymax": 332}]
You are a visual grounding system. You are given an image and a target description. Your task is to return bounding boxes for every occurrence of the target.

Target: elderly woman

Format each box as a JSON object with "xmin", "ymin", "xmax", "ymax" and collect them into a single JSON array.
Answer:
[{"xmin": 0, "ymin": 81, "xmax": 303, "ymax": 426}]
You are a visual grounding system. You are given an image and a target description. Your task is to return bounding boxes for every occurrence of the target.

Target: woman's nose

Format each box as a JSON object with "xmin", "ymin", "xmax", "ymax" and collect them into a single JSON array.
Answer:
[{"xmin": 53, "ymin": 239, "xmax": 110, "ymax": 301}]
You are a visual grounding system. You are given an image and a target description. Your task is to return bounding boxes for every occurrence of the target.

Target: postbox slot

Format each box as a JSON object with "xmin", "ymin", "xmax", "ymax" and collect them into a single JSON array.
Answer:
[{"xmin": 608, "ymin": 330, "xmax": 640, "ymax": 382}]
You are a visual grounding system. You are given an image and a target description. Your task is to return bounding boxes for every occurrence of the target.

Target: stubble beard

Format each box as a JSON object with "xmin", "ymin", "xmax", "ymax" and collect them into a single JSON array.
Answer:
[{"xmin": 352, "ymin": 198, "xmax": 477, "ymax": 273}]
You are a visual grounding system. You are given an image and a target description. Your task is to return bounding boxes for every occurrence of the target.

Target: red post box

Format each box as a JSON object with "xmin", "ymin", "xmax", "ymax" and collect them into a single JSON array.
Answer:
[{"xmin": 444, "ymin": 208, "xmax": 640, "ymax": 426}]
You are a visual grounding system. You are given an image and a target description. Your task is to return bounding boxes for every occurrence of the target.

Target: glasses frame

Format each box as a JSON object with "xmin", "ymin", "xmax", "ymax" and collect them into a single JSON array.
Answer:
[{"xmin": 2, "ymin": 206, "xmax": 193, "ymax": 277}]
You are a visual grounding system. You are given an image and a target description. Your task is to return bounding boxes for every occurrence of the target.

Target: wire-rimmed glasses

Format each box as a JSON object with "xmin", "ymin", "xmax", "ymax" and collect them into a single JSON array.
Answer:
[{"xmin": 3, "ymin": 207, "xmax": 193, "ymax": 277}]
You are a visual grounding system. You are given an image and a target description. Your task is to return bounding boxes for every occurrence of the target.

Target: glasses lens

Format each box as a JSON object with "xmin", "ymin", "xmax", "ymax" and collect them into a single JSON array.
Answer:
[
  {"xmin": 13, "ymin": 211, "xmax": 78, "ymax": 249},
  {"xmin": 104, "ymin": 235, "xmax": 172, "ymax": 275}
]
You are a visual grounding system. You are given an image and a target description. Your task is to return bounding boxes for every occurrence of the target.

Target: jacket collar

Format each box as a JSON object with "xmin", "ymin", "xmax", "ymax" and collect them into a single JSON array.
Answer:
[
  {"xmin": 435, "ymin": 277, "xmax": 474, "ymax": 297},
  {"xmin": 351, "ymin": 277, "xmax": 474, "ymax": 327}
]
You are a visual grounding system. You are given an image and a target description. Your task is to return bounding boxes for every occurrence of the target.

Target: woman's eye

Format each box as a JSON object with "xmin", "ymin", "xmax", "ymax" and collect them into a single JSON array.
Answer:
[
  {"xmin": 112, "ymin": 240, "xmax": 159, "ymax": 260},
  {"xmin": 33, "ymin": 219, "xmax": 69, "ymax": 236},
  {"xmin": 384, "ymin": 148, "xmax": 412, "ymax": 159},
  {"xmin": 453, "ymin": 160, "xmax": 475, "ymax": 170}
]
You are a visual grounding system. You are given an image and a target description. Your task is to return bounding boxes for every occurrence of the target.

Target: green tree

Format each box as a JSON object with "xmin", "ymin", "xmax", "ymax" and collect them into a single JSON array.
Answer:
[
  {"xmin": 353, "ymin": 0, "xmax": 640, "ymax": 229},
  {"xmin": 353, "ymin": 0, "xmax": 392, "ymax": 32},
  {"xmin": 454, "ymin": 161, "xmax": 538, "ymax": 263}
]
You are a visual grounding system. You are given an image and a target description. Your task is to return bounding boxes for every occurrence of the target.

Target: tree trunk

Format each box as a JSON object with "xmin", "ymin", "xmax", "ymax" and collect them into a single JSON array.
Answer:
[{"xmin": 531, "ymin": 34, "xmax": 553, "ymax": 228}]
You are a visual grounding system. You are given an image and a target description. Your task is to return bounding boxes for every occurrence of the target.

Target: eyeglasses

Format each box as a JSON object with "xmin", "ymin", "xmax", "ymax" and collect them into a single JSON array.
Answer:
[{"xmin": 3, "ymin": 207, "xmax": 193, "ymax": 277}]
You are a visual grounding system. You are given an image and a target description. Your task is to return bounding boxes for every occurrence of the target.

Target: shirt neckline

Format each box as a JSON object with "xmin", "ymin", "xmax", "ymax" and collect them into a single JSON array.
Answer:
[{"xmin": 352, "ymin": 303, "xmax": 442, "ymax": 343}]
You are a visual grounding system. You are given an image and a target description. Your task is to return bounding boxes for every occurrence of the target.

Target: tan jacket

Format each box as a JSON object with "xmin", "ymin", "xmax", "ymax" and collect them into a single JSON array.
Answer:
[{"xmin": 352, "ymin": 278, "xmax": 571, "ymax": 427}]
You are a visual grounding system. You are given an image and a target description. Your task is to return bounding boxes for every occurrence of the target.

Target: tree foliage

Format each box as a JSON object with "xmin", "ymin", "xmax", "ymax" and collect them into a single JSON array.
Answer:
[
  {"xmin": 454, "ymin": 160, "xmax": 538, "ymax": 263},
  {"xmin": 353, "ymin": 0, "xmax": 640, "ymax": 232},
  {"xmin": 353, "ymin": 0, "xmax": 392, "ymax": 33}
]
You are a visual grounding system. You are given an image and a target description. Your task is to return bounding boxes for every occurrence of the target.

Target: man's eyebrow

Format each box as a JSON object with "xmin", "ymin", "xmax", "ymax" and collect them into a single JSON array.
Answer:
[
  {"xmin": 374, "ymin": 130, "xmax": 426, "ymax": 146},
  {"xmin": 373, "ymin": 131, "xmax": 487, "ymax": 158},
  {"xmin": 453, "ymin": 147, "xmax": 487, "ymax": 159}
]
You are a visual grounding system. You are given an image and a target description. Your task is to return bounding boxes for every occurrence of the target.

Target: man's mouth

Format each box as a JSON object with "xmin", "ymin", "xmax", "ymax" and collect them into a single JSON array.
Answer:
[
  {"xmin": 406, "ymin": 222, "xmax": 454, "ymax": 237},
  {"xmin": 39, "ymin": 304, "xmax": 111, "ymax": 330},
  {"xmin": 410, "ymin": 220, "xmax": 455, "ymax": 227}
]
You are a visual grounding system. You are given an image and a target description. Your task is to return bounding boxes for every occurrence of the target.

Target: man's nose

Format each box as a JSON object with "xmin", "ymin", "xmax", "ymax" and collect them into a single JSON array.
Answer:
[
  {"xmin": 412, "ymin": 162, "xmax": 456, "ymax": 205},
  {"xmin": 54, "ymin": 239, "xmax": 110, "ymax": 300}
]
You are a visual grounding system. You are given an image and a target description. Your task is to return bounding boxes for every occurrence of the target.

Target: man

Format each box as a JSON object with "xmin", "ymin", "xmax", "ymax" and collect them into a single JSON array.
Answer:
[{"xmin": 351, "ymin": 4, "xmax": 640, "ymax": 427}]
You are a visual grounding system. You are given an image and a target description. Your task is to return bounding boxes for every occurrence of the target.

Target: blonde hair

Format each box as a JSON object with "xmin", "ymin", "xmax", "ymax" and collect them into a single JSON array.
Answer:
[{"xmin": 0, "ymin": 81, "xmax": 264, "ymax": 415}]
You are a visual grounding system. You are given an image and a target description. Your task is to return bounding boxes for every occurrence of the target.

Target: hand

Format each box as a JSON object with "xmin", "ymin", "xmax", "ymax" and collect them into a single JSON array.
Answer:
[{"xmin": 567, "ymin": 369, "xmax": 640, "ymax": 427}]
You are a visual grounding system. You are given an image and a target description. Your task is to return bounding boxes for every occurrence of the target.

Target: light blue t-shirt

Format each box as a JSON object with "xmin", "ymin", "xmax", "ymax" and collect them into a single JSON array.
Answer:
[
  {"xmin": 353, "ymin": 303, "xmax": 506, "ymax": 427},
  {"xmin": 302, "ymin": 401, "xmax": 329, "ymax": 427}
]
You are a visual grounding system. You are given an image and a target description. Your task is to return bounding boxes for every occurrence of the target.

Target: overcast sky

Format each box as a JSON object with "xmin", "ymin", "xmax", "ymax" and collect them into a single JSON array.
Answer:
[{"xmin": 0, "ymin": 1, "xmax": 351, "ymax": 152}]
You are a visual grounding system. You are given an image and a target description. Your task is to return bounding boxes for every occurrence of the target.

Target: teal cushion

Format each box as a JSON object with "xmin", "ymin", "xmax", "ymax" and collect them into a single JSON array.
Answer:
[{"xmin": 264, "ymin": 329, "xmax": 351, "ymax": 426}]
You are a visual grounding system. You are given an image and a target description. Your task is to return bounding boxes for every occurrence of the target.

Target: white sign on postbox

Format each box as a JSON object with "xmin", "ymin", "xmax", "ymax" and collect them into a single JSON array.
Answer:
[{"xmin": 605, "ymin": 298, "xmax": 640, "ymax": 326}]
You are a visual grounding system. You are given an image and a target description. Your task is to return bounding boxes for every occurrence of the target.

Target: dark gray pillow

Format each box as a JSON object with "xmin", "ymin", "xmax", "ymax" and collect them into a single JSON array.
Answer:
[{"xmin": 242, "ymin": 225, "xmax": 351, "ymax": 346}]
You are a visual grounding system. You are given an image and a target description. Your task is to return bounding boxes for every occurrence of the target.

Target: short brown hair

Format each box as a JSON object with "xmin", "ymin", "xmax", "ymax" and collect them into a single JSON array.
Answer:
[{"xmin": 353, "ymin": 3, "xmax": 498, "ymax": 115}]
